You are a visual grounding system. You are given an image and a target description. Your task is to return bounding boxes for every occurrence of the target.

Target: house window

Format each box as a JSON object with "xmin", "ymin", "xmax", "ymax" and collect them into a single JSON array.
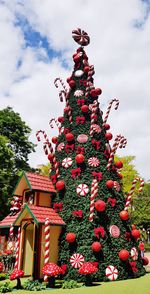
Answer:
[{"xmin": 24, "ymin": 191, "xmax": 35, "ymax": 205}]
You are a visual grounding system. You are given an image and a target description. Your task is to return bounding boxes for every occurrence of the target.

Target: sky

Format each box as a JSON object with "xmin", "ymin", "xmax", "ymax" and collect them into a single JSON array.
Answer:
[{"xmin": 0, "ymin": 0, "xmax": 150, "ymax": 181}]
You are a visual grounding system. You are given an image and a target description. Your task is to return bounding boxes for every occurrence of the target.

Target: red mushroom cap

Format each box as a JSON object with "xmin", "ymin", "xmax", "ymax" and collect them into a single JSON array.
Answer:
[
  {"xmin": 42, "ymin": 263, "xmax": 62, "ymax": 277},
  {"xmin": 78, "ymin": 262, "xmax": 98, "ymax": 275},
  {"xmin": 10, "ymin": 269, "xmax": 24, "ymax": 280},
  {"xmin": 0, "ymin": 262, "xmax": 3, "ymax": 272}
]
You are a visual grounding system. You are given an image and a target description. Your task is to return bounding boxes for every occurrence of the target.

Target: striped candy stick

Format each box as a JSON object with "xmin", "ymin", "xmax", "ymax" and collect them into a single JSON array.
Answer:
[
  {"xmin": 103, "ymin": 99, "xmax": 119, "ymax": 125},
  {"xmin": 9, "ymin": 224, "xmax": 14, "ymax": 239},
  {"xmin": 107, "ymin": 135, "xmax": 127, "ymax": 169},
  {"xmin": 49, "ymin": 118, "xmax": 61, "ymax": 134},
  {"xmin": 54, "ymin": 77, "xmax": 68, "ymax": 93},
  {"xmin": 44, "ymin": 218, "xmax": 50, "ymax": 282},
  {"xmin": 85, "ymin": 65, "xmax": 95, "ymax": 98},
  {"xmin": 36, "ymin": 130, "xmax": 59, "ymax": 178},
  {"xmin": 124, "ymin": 177, "xmax": 144, "ymax": 211},
  {"xmin": 14, "ymin": 227, "xmax": 21, "ymax": 269},
  {"xmin": 89, "ymin": 179, "xmax": 98, "ymax": 222},
  {"xmin": 90, "ymin": 100, "xmax": 98, "ymax": 136}
]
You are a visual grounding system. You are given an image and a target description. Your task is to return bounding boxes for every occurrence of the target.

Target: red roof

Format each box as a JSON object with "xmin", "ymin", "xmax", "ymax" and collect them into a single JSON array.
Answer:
[
  {"xmin": 25, "ymin": 172, "xmax": 56, "ymax": 193},
  {"xmin": 0, "ymin": 212, "xmax": 20, "ymax": 228},
  {"xmin": 28, "ymin": 205, "xmax": 65, "ymax": 225}
]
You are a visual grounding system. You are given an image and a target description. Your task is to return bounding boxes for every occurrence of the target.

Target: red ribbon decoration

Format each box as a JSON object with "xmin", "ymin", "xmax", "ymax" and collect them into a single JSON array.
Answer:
[
  {"xmin": 77, "ymin": 99, "xmax": 85, "ymax": 106},
  {"xmin": 65, "ymin": 144, "xmax": 75, "ymax": 153},
  {"xmin": 125, "ymin": 232, "xmax": 131, "ymax": 241},
  {"xmin": 64, "ymin": 128, "xmax": 70, "ymax": 134},
  {"xmin": 129, "ymin": 261, "xmax": 138, "ymax": 273},
  {"xmin": 76, "ymin": 116, "xmax": 85, "ymax": 124},
  {"xmin": 94, "ymin": 226, "xmax": 105, "ymax": 239},
  {"xmin": 76, "ymin": 146, "xmax": 85, "ymax": 155},
  {"xmin": 51, "ymin": 174, "xmax": 57, "ymax": 184},
  {"xmin": 53, "ymin": 203, "xmax": 63, "ymax": 212},
  {"xmin": 72, "ymin": 210, "xmax": 83, "ymax": 218},
  {"xmin": 92, "ymin": 171, "xmax": 102, "ymax": 181},
  {"xmin": 108, "ymin": 197, "xmax": 117, "ymax": 207},
  {"xmin": 71, "ymin": 167, "xmax": 81, "ymax": 179},
  {"xmin": 60, "ymin": 264, "xmax": 68, "ymax": 275},
  {"xmin": 80, "ymin": 80, "xmax": 87, "ymax": 86},
  {"xmin": 92, "ymin": 139, "xmax": 101, "ymax": 150}
]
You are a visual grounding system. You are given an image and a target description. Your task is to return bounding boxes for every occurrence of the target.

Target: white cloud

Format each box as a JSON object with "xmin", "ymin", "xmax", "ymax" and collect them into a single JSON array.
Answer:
[{"xmin": 0, "ymin": 0, "xmax": 150, "ymax": 181}]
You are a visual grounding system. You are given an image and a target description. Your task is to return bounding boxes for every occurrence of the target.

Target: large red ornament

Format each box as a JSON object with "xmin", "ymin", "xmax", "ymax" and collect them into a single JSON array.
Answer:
[
  {"xmin": 90, "ymin": 88, "xmax": 102, "ymax": 97},
  {"xmin": 91, "ymin": 242, "xmax": 102, "ymax": 252},
  {"xmin": 58, "ymin": 116, "xmax": 64, "ymax": 123},
  {"xmin": 73, "ymin": 55, "xmax": 81, "ymax": 63},
  {"xmin": 106, "ymin": 180, "xmax": 114, "ymax": 189},
  {"xmin": 56, "ymin": 180, "xmax": 65, "ymax": 191},
  {"xmin": 48, "ymin": 153, "xmax": 53, "ymax": 162},
  {"xmin": 66, "ymin": 233, "xmax": 76, "ymax": 243},
  {"xmin": 142, "ymin": 256, "xmax": 149, "ymax": 266},
  {"xmin": 119, "ymin": 210, "xmax": 129, "ymax": 221},
  {"xmin": 115, "ymin": 161, "xmax": 123, "ymax": 169},
  {"xmin": 84, "ymin": 66, "xmax": 90, "ymax": 73},
  {"xmin": 66, "ymin": 133, "xmax": 74, "ymax": 142},
  {"xmin": 118, "ymin": 249, "xmax": 129, "ymax": 261},
  {"xmin": 103, "ymin": 123, "xmax": 110, "ymax": 130},
  {"xmin": 81, "ymin": 105, "xmax": 89, "ymax": 113},
  {"xmin": 64, "ymin": 106, "xmax": 70, "ymax": 113},
  {"xmin": 131, "ymin": 229, "xmax": 141, "ymax": 239},
  {"xmin": 95, "ymin": 200, "xmax": 106, "ymax": 212},
  {"xmin": 52, "ymin": 136, "xmax": 58, "ymax": 144},
  {"xmin": 75, "ymin": 154, "xmax": 85, "ymax": 164},
  {"xmin": 105, "ymin": 132, "xmax": 113, "ymax": 140},
  {"xmin": 66, "ymin": 77, "xmax": 72, "ymax": 83},
  {"xmin": 69, "ymin": 80, "xmax": 76, "ymax": 88}
]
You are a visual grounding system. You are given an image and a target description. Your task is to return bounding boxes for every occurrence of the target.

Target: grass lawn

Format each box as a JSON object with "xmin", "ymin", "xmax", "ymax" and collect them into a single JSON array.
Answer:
[{"xmin": 0, "ymin": 271, "xmax": 150, "ymax": 294}]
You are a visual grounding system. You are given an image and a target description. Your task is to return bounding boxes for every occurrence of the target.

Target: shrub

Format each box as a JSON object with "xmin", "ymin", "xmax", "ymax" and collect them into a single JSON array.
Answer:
[
  {"xmin": 0, "ymin": 282, "xmax": 12, "ymax": 293},
  {"xmin": 23, "ymin": 279, "xmax": 46, "ymax": 291},
  {"xmin": 0, "ymin": 273, "xmax": 8, "ymax": 281},
  {"xmin": 62, "ymin": 280, "xmax": 80, "ymax": 289}
]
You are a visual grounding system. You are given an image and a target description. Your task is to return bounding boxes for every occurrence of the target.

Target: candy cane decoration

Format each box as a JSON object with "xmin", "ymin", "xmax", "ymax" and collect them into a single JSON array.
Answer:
[
  {"xmin": 107, "ymin": 135, "xmax": 127, "ymax": 169},
  {"xmin": 9, "ymin": 224, "xmax": 14, "ymax": 239},
  {"xmin": 90, "ymin": 100, "xmax": 98, "ymax": 136},
  {"xmin": 14, "ymin": 227, "xmax": 21, "ymax": 269},
  {"xmin": 89, "ymin": 179, "xmax": 98, "ymax": 222},
  {"xmin": 36, "ymin": 130, "xmax": 59, "ymax": 178},
  {"xmin": 103, "ymin": 99, "xmax": 119, "ymax": 125},
  {"xmin": 124, "ymin": 177, "xmax": 144, "ymax": 211},
  {"xmin": 54, "ymin": 77, "xmax": 68, "ymax": 93},
  {"xmin": 59, "ymin": 90, "xmax": 67, "ymax": 102},
  {"xmin": 44, "ymin": 218, "xmax": 50, "ymax": 282},
  {"xmin": 49, "ymin": 118, "xmax": 62, "ymax": 134},
  {"xmin": 85, "ymin": 65, "xmax": 95, "ymax": 98}
]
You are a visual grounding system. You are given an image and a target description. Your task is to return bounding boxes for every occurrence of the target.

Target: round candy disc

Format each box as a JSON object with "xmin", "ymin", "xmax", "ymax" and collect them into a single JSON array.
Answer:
[
  {"xmin": 109, "ymin": 225, "xmax": 120, "ymax": 238},
  {"xmin": 105, "ymin": 265, "xmax": 118, "ymax": 281},
  {"xmin": 77, "ymin": 134, "xmax": 88, "ymax": 143},
  {"xmin": 62, "ymin": 157, "xmax": 73, "ymax": 168},
  {"xmin": 74, "ymin": 70, "xmax": 84, "ymax": 77},
  {"xmin": 76, "ymin": 184, "xmax": 89, "ymax": 196},
  {"xmin": 74, "ymin": 90, "xmax": 84, "ymax": 97},
  {"xmin": 72, "ymin": 28, "xmax": 90, "ymax": 46},
  {"xmin": 70, "ymin": 253, "xmax": 84, "ymax": 268},
  {"xmin": 88, "ymin": 157, "xmax": 100, "ymax": 167},
  {"xmin": 57, "ymin": 142, "xmax": 65, "ymax": 152},
  {"xmin": 114, "ymin": 181, "xmax": 121, "ymax": 192}
]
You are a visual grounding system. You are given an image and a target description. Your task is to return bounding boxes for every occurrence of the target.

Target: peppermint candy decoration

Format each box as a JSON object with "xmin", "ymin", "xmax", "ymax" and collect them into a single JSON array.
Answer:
[
  {"xmin": 88, "ymin": 157, "xmax": 100, "ymax": 167},
  {"xmin": 62, "ymin": 157, "xmax": 73, "ymax": 168},
  {"xmin": 92, "ymin": 124, "xmax": 101, "ymax": 134},
  {"xmin": 105, "ymin": 265, "xmax": 118, "ymax": 281},
  {"xmin": 77, "ymin": 134, "xmax": 88, "ymax": 144},
  {"xmin": 70, "ymin": 253, "xmax": 85, "ymax": 268},
  {"xmin": 57, "ymin": 142, "xmax": 65, "ymax": 152},
  {"xmin": 109, "ymin": 225, "xmax": 120, "ymax": 238},
  {"xmin": 114, "ymin": 181, "xmax": 121, "ymax": 192},
  {"xmin": 76, "ymin": 184, "xmax": 89, "ymax": 196},
  {"xmin": 74, "ymin": 70, "xmax": 84, "ymax": 78},
  {"xmin": 72, "ymin": 28, "xmax": 90, "ymax": 46},
  {"xmin": 74, "ymin": 90, "xmax": 84, "ymax": 97},
  {"xmin": 131, "ymin": 247, "xmax": 138, "ymax": 261}
]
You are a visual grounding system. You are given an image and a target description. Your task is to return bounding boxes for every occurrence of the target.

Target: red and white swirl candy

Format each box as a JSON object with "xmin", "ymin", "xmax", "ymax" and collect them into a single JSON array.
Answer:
[
  {"xmin": 92, "ymin": 124, "xmax": 101, "ymax": 134},
  {"xmin": 131, "ymin": 247, "xmax": 138, "ymax": 261},
  {"xmin": 72, "ymin": 28, "xmax": 90, "ymax": 46},
  {"xmin": 109, "ymin": 225, "xmax": 120, "ymax": 238},
  {"xmin": 105, "ymin": 265, "xmax": 118, "ymax": 281},
  {"xmin": 57, "ymin": 142, "xmax": 65, "ymax": 152},
  {"xmin": 70, "ymin": 253, "xmax": 85, "ymax": 268},
  {"xmin": 74, "ymin": 90, "xmax": 84, "ymax": 97},
  {"xmin": 88, "ymin": 157, "xmax": 100, "ymax": 167},
  {"xmin": 114, "ymin": 181, "xmax": 121, "ymax": 192},
  {"xmin": 62, "ymin": 157, "xmax": 73, "ymax": 168},
  {"xmin": 76, "ymin": 184, "xmax": 89, "ymax": 196}
]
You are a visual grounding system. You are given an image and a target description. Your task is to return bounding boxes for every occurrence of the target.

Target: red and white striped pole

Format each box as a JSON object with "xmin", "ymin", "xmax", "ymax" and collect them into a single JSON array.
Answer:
[
  {"xmin": 44, "ymin": 218, "xmax": 50, "ymax": 282},
  {"xmin": 107, "ymin": 135, "xmax": 127, "ymax": 169},
  {"xmin": 124, "ymin": 178, "xmax": 144, "ymax": 211},
  {"xmin": 14, "ymin": 227, "xmax": 21, "ymax": 269},
  {"xmin": 90, "ymin": 101, "xmax": 98, "ymax": 136},
  {"xmin": 89, "ymin": 179, "xmax": 98, "ymax": 222},
  {"xmin": 9, "ymin": 224, "xmax": 14, "ymax": 239}
]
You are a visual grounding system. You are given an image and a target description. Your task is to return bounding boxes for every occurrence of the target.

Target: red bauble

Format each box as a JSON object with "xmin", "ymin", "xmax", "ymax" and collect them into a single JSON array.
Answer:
[
  {"xmin": 118, "ymin": 249, "xmax": 129, "ymax": 261},
  {"xmin": 119, "ymin": 210, "xmax": 129, "ymax": 221},
  {"xmin": 106, "ymin": 180, "xmax": 114, "ymax": 189},
  {"xmin": 73, "ymin": 55, "xmax": 80, "ymax": 63},
  {"xmin": 118, "ymin": 173, "xmax": 123, "ymax": 179},
  {"xmin": 56, "ymin": 180, "xmax": 65, "ymax": 191},
  {"xmin": 66, "ymin": 77, "xmax": 72, "ymax": 83},
  {"xmin": 58, "ymin": 116, "xmax": 64, "ymax": 123},
  {"xmin": 66, "ymin": 233, "xmax": 76, "ymax": 243},
  {"xmin": 103, "ymin": 123, "xmax": 110, "ymax": 130},
  {"xmin": 84, "ymin": 66, "xmax": 90, "ymax": 73},
  {"xmin": 95, "ymin": 88, "xmax": 102, "ymax": 96},
  {"xmin": 52, "ymin": 136, "xmax": 58, "ymax": 144},
  {"xmin": 91, "ymin": 242, "xmax": 102, "ymax": 252},
  {"xmin": 131, "ymin": 229, "xmax": 141, "ymax": 239},
  {"xmin": 81, "ymin": 105, "xmax": 89, "ymax": 113},
  {"xmin": 95, "ymin": 200, "xmax": 106, "ymax": 212},
  {"xmin": 69, "ymin": 80, "xmax": 76, "ymax": 88},
  {"xmin": 64, "ymin": 106, "xmax": 70, "ymax": 113},
  {"xmin": 48, "ymin": 153, "xmax": 53, "ymax": 162},
  {"xmin": 105, "ymin": 132, "xmax": 113, "ymax": 140},
  {"xmin": 75, "ymin": 154, "xmax": 85, "ymax": 164},
  {"xmin": 142, "ymin": 257, "xmax": 149, "ymax": 266},
  {"xmin": 65, "ymin": 133, "xmax": 74, "ymax": 142},
  {"xmin": 115, "ymin": 161, "xmax": 123, "ymax": 169}
]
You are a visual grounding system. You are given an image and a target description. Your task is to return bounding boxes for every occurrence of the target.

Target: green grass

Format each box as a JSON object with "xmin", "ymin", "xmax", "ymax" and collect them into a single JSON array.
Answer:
[{"xmin": 0, "ymin": 271, "xmax": 150, "ymax": 294}]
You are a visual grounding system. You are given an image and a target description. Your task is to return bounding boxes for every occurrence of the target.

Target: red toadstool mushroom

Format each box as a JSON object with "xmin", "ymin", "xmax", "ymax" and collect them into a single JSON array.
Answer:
[
  {"xmin": 42, "ymin": 263, "xmax": 62, "ymax": 288},
  {"xmin": 10, "ymin": 269, "xmax": 24, "ymax": 289},
  {"xmin": 78, "ymin": 262, "xmax": 98, "ymax": 286},
  {"xmin": 0, "ymin": 262, "xmax": 3, "ymax": 273}
]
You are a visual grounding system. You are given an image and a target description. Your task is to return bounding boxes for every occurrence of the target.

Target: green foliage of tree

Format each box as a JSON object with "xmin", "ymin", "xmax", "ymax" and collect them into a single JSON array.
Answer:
[{"xmin": 37, "ymin": 163, "xmax": 51, "ymax": 176}]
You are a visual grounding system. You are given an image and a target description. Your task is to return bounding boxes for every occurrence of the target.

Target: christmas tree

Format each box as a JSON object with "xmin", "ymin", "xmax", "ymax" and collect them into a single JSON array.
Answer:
[{"xmin": 37, "ymin": 28, "xmax": 146, "ymax": 283}]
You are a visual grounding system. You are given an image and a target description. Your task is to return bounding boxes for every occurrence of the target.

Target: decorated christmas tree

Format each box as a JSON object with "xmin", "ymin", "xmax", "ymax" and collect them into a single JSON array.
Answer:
[{"xmin": 37, "ymin": 29, "xmax": 146, "ymax": 283}]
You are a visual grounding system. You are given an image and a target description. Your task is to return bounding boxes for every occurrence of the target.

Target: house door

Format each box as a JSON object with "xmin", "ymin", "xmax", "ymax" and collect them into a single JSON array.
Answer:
[{"xmin": 22, "ymin": 222, "xmax": 34, "ymax": 276}]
